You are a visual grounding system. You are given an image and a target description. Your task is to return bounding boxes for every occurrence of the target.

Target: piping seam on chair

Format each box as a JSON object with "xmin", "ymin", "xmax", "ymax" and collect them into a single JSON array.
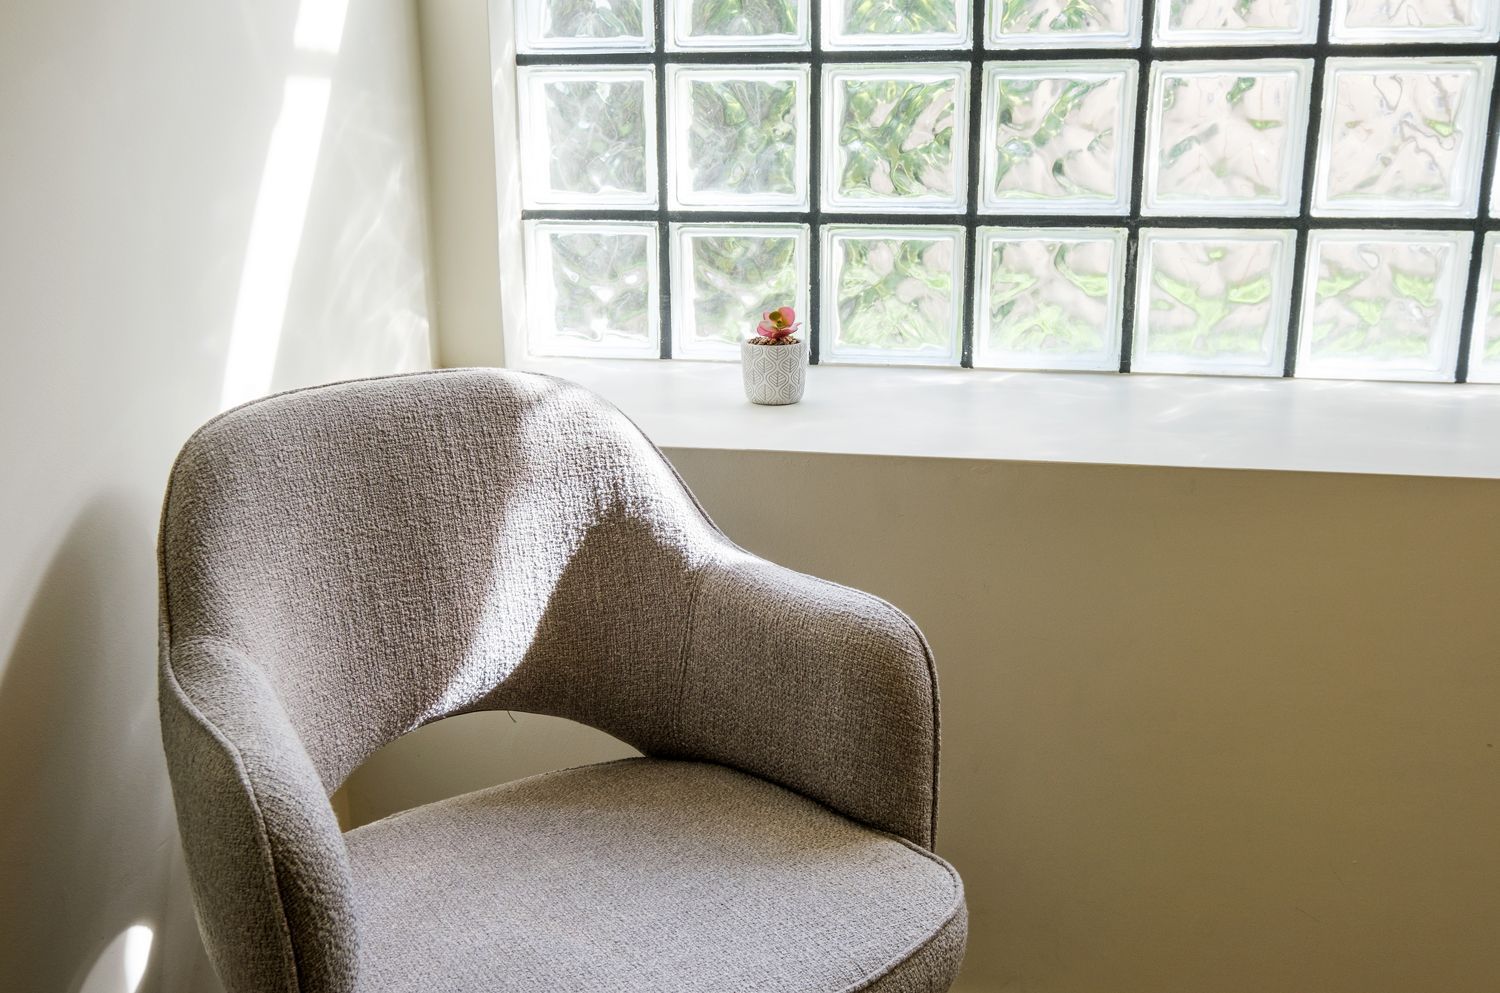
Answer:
[
  {"xmin": 669, "ymin": 553, "xmax": 713, "ymax": 753},
  {"xmin": 794, "ymin": 571, "xmax": 943, "ymax": 850},
  {"xmin": 894, "ymin": 608, "xmax": 943, "ymax": 849}
]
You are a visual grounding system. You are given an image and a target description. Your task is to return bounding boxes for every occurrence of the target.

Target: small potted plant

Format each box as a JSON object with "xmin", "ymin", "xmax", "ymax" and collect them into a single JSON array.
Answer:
[{"xmin": 741, "ymin": 305, "xmax": 807, "ymax": 406}]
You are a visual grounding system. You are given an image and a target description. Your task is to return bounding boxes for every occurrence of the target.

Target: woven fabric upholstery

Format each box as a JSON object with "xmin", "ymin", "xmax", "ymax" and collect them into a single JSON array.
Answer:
[
  {"xmin": 345, "ymin": 759, "xmax": 965, "ymax": 993},
  {"xmin": 158, "ymin": 369, "xmax": 961, "ymax": 993}
]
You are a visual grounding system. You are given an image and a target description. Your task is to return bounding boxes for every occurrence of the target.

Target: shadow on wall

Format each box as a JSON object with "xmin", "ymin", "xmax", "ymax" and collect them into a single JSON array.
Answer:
[{"xmin": 0, "ymin": 497, "xmax": 211, "ymax": 993}]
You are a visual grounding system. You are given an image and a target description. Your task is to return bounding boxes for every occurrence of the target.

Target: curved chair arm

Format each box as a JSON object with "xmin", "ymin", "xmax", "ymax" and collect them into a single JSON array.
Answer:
[
  {"xmin": 160, "ymin": 637, "xmax": 358, "ymax": 993},
  {"xmin": 673, "ymin": 548, "xmax": 941, "ymax": 848}
]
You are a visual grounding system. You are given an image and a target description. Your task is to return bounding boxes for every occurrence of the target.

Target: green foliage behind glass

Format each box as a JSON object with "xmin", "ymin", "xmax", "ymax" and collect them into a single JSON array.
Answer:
[
  {"xmin": 1166, "ymin": 0, "xmax": 1270, "ymax": 27},
  {"xmin": 1149, "ymin": 265, "xmax": 1272, "ymax": 355},
  {"xmin": 996, "ymin": 0, "xmax": 1115, "ymax": 33},
  {"xmin": 838, "ymin": 78, "xmax": 956, "ymax": 200},
  {"xmin": 689, "ymin": 235, "xmax": 799, "ymax": 343},
  {"xmin": 1312, "ymin": 258, "xmax": 1442, "ymax": 359},
  {"xmin": 544, "ymin": 0, "xmax": 644, "ymax": 38},
  {"xmin": 550, "ymin": 231, "xmax": 651, "ymax": 341},
  {"xmin": 545, "ymin": 81, "xmax": 648, "ymax": 195},
  {"xmin": 690, "ymin": 0, "xmax": 797, "ymax": 35},
  {"xmin": 988, "ymin": 242, "xmax": 1109, "ymax": 353},
  {"xmin": 1488, "ymin": 272, "xmax": 1500, "ymax": 361},
  {"xmin": 843, "ymin": 0, "xmax": 958, "ymax": 36},
  {"xmin": 688, "ymin": 80, "xmax": 798, "ymax": 196},
  {"xmin": 836, "ymin": 238, "xmax": 954, "ymax": 351},
  {"xmin": 990, "ymin": 76, "xmax": 1116, "ymax": 200}
]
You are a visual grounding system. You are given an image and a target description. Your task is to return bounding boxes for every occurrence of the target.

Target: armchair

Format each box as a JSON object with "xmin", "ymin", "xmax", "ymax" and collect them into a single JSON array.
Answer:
[{"xmin": 159, "ymin": 369, "xmax": 965, "ymax": 993}]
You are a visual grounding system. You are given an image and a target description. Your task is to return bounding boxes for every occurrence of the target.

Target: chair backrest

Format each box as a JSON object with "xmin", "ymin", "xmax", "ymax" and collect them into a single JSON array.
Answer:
[
  {"xmin": 159, "ymin": 370, "xmax": 724, "ymax": 993},
  {"xmin": 161, "ymin": 369, "xmax": 720, "ymax": 789}
]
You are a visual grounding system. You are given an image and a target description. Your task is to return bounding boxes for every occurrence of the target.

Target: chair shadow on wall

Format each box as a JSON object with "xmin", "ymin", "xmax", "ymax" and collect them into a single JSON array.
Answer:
[{"xmin": 0, "ymin": 496, "xmax": 210, "ymax": 993}]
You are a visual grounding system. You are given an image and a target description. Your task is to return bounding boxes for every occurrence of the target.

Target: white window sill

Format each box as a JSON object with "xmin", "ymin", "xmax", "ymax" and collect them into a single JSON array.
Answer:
[{"xmin": 513, "ymin": 358, "xmax": 1500, "ymax": 479}]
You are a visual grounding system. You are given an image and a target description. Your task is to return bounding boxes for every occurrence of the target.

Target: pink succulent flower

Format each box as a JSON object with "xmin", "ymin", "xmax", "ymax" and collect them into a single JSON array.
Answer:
[{"xmin": 754, "ymin": 305, "xmax": 801, "ymax": 342}]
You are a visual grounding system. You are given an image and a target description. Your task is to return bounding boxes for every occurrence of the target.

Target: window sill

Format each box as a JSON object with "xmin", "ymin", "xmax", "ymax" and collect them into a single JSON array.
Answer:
[{"xmin": 513, "ymin": 358, "xmax": 1500, "ymax": 479}]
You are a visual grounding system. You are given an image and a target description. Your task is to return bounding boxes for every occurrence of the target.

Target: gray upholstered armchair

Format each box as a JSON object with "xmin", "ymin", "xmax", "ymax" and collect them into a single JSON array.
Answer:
[{"xmin": 158, "ymin": 369, "xmax": 965, "ymax": 993}]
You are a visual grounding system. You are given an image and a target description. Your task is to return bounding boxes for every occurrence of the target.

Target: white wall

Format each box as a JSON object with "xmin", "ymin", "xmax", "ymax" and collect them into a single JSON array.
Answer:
[{"xmin": 0, "ymin": 1, "xmax": 434, "ymax": 990}]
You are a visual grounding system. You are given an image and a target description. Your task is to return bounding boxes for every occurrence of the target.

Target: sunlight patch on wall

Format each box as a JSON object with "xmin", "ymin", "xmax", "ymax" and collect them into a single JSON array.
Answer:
[
  {"xmin": 220, "ymin": 76, "xmax": 332, "ymax": 410},
  {"xmin": 294, "ymin": 0, "xmax": 351, "ymax": 53},
  {"xmin": 220, "ymin": 0, "xmax": 351, "ymax": 410},
  {"xmin": 75, "ymin": 924, "xmax": 153, "ymax": 993}
]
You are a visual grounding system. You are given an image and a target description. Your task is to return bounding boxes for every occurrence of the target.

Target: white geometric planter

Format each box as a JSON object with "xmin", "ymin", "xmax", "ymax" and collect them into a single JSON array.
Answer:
[{"xmin": 741, "ymin": 338, "xmax": 807, "ymax": 405}]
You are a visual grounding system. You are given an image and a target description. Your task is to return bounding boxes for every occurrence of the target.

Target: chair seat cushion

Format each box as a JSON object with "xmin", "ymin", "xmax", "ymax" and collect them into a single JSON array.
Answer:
[{"xmin": 345, "ymin": 758, "xmax": 966, "ymax": 993}]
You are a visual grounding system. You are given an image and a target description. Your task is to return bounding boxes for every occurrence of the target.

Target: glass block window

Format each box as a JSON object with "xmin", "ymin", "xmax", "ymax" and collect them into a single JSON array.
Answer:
[
  {"xmin": 822, "ymin": 225, "xmax": 965, "ymax": 364},
  {"xmin": 1297, "ymin": 229, "xmax": 1472, "ymax": 380},
  {"xmin": 671, "ymin": 222, "xmax": 809, "ymax": 357},
  {"xmin": 1133, "ymin": 228, "xmax": 1296, "ymax": 375},
  {"xmin": 979, "ymin": 61, "xmax": 1138, "ymax": 215},
  {"xmin": 975, "ymin": 227, "xmax": 1127, "ymax": 369},
  {"xmin": 823, "ymin": 64, "xmax": 970, "ymax": 213},
  {"xmin": 514, "ymin": 0, "xmax": 1500, "ymax": 382},
  {"xmin": 524, "ymin": 221, "xmax": 661, "ymax": 357},
  {"xmin": 1469, "ymin": 231, "xmax": 1500, "ymax": 383},
  {"xmin": 1142, "ymin": 60, "xmax": 1312, "ymax": 217}
]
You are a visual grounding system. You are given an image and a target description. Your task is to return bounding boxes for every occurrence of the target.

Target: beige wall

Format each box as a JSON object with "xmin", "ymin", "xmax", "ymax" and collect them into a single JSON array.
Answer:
[
  {"xmin": 0, "ymin": 1, "xmax": 435, "ymax": 989},
  {"xmin": 347, "ymin": 449, "xmax": 1500, "ymax": 993}
]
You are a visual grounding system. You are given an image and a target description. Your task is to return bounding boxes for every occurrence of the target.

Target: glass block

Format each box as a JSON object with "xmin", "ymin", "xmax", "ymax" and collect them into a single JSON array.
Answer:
[
  {"xmin": 1298, "ymin": 230, "xmax": 1472, "ymax": 381},
  {"xmin": 1311, "ymin": 58, "xmax": 1494, "ymax": 219},
  {"xmin": 822, "ymin": 226, "xmax": 964, "ymax": 365},
  {"xmin": 1494, "ymin": 148, "xmax": 1500, "ymax": 215},
  {"xmin": 987, "ymin": 0, "xmax": 1142, "ymax": 48},
  {"xmin": 979, "ymin": 61, "xmax": 1138, "ymax": 216},
  {"xmin": 670, "ymin": 224, "xmax": 809, "ymax": 360},
  {"xmin": 1143, "ymin": 61, "xmax": 1312, "ymax": 218},
  {"xmin": 1133, "ymin": 229, "xmax": 1295, "ymax": 376},
  {"xmin": 524, "ymin": 221, "xmax": 659, "ymax": 358},
  {"xmin": 823, "ymin": 0, "xmax": 971, "ymax": 49},
  {"xmin": 1330, "ymin": 0, "xmax": 1500, "ymax": 43},
  {"xmin": 1468, "ymin": 233, "xmax": 1500, "ymax": 383},
  {"xmin": 823, "ymin": 64, "xmax": 969, "ymax": 213},
  {"xmin": 517, "ymin": 0, "xmax": 652, "ymax": 51},
  {"xmin": 974, "ymin": 228, "xmax": 1126, "ymax": 371},
  {"xmin": 669, "ymin": 0, "xmax": 809, "ymax": 48},
  {"xmin": 518, "ymin": 68, "xmax": 656, "ymax": 209},
  {"xmin": 1154, "ymin": 0, "xmax": 1318, "ymax": 45},
  {"xmin": 667, "ymin": 67, "xmax": 809, "ymax": 210}
]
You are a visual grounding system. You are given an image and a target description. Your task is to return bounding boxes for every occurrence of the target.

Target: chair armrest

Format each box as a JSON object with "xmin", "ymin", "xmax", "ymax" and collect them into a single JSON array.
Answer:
[
  {"xmin": 160, "ymin": 638, "xmax": 357, "ymax": 993},
  {"xmin": 673, "ymin": 549, "xmax": 941, "ymax": 848}
]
